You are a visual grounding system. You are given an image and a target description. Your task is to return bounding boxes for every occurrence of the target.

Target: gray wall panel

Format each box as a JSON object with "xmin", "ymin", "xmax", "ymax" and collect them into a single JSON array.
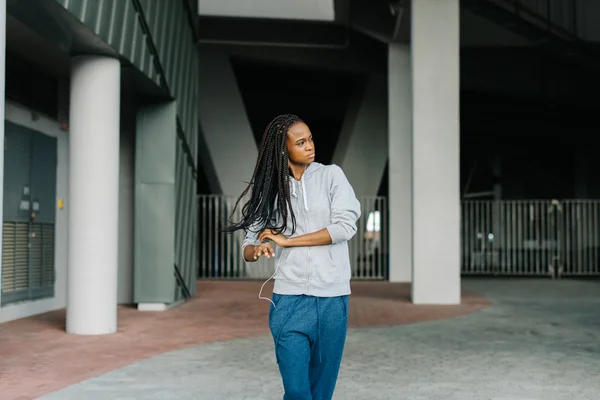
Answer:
[
  {"xmin": 137, "ymin": 108, "xmax": 177, "ymax": 185},
  {"xmin": 134, "ymin": 183, "xmax": 175, "ymax": 302},
  {"xmin": 134, "ymin": 102, "xmax": 177, "ymax": 303},
  {"xmin": 118, "ymin": 109, "xmax": 136, "ymax": 305},
  {"xmin": 3, "ymin": 122, "xmax": 32, "ymax": 223},
  {"xmin": 29, "ymin": 133, "xmax": 58, "ymax": 225}
]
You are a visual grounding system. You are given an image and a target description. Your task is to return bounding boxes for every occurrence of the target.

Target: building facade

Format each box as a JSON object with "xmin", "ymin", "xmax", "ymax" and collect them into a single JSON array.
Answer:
[{"xmin": 0, "ymin": 0, "xmax": 199, "ymax": 333}]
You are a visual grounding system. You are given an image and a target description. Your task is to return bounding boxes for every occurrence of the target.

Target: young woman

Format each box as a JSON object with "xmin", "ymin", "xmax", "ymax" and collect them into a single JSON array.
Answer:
[{"xmin": 226, "ymin": 113, "xmax": 361, "ymax": 400}]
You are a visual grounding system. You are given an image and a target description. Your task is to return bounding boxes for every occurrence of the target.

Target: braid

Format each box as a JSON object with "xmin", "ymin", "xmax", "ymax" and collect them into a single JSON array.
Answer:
[{"xmin": 225, "ymin": 114, "xmax": 303, "ymax": 235}]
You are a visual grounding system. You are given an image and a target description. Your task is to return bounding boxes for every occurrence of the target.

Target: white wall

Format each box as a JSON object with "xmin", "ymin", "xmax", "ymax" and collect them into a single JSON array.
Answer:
[
  {"xmin": 334, "ymin": 72, "xmax": 388, "ymax": 197},
  {"xmin": 198, "ymin": 0, "xmax": 335, "ymax": 21},
  {"xmin": 198, "ymin": 49, "xmax": 258, "ymax": 196},
  {"xmin": 0, "ymin": 101, "xmax": 69, "ymax": 323}
]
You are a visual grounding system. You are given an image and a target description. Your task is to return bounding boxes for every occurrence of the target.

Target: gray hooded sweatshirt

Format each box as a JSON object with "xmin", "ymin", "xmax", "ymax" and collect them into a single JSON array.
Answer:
[{"xmin": 243, "ymin": 162, "xmax": 361, "ymax": 297}]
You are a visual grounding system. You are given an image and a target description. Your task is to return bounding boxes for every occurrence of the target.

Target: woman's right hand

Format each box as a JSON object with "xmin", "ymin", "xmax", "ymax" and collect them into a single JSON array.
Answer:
[{"xmin": 253, "ymin": 242, "xmax": 275, "ymax": 260}]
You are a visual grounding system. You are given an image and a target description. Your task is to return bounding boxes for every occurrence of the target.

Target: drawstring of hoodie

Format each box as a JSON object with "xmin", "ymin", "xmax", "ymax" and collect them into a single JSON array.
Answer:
[
  {"xmin": 290, "ymin": 171, "xmax": 309, "ymax": 213},
  {"xmin": 300, "ymin": 173, "xmax": 309, "ymax": 212}
]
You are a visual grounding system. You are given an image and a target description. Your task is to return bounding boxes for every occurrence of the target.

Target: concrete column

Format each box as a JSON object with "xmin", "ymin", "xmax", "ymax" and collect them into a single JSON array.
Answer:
[
  {"xmin": 0, "ymin": 0, "xmax": 5, "ymax": 306},
  {"xmin": 198, "ymin": 50, "xmax": 257, "ymax": 196},
  {"xmin": 333, "ymin": 72, "xmax": 388, "ymax": 198},
  {"xmin": 411, "ymin": 0, "xmax": 460, "ymax": 304},
  {"xmin": 67, "ymin": 56, "xmax": 121, "ymax": 334},
  {"xmin": 388, "ymin": 43, "xmax": 412, "ymax": 283}
]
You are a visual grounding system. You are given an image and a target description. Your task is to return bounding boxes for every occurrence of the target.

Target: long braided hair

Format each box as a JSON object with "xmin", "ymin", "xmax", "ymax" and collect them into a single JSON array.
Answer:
[{"xmin": 225, "ymin": 114, "xmax": 303, "ymax": 235}]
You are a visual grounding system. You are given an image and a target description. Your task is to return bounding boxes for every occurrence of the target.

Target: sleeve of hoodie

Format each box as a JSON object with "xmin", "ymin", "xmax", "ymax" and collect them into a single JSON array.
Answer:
[
  {"xmin": 241, "ymin": 210, "xmax": 277, "ymax": 253},
  {"xmin": 326, "ymin": 165, "xmax": 361, "ymax": 244},
  {"xmin": 241, "ymin": 222, "xmax": 262, "ymax": 253}
]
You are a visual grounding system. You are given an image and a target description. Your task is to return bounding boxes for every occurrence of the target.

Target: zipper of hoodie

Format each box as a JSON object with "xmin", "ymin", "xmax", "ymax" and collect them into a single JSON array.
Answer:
[
  {"xmin": 304, "ymin": 180, "xmax": 311, "ymax": 296},
  {"xmin": 293, "ymin": 180, "xmax": 305, "ymax": 291},
  {"xmin": 297, "ymin": 179, "xmax": 311, "ymax": 295}
]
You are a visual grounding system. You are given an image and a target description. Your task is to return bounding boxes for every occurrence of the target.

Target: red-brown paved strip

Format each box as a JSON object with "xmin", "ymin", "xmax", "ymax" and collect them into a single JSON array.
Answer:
[{"xmin": 0, "ymin": 281, "xmax": 490, "ymax": 400}]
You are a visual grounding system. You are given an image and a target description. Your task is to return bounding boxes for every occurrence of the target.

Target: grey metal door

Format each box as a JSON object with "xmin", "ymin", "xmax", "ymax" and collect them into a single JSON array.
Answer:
[{"xmin": 2, "ymin": 121, "xmax": 57, "ymax": 305}]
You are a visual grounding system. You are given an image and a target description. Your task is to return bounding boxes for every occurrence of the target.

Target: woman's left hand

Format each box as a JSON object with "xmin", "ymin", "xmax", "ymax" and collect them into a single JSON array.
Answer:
[{"xmin": 259, "ymin": 229, "xmax": 290, "ymax": 247}]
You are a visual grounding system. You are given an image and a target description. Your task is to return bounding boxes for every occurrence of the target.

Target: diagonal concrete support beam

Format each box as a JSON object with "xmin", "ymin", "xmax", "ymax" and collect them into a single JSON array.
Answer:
[
  {"xmin": 333, "ymin": 72, "xmax": 388, "ymax": 198},
  {"xmin": 198, "ymin": 49, "xmax": 257, "ymax": 197}
]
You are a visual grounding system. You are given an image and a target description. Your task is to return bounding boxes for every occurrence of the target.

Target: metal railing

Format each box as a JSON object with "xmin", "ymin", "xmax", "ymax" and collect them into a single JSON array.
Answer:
[
  {"xmin": 461, "ymin": 200, "xmax": 600, "ymax": 277},
  {"xmin": 197, "ymin": 195, "xmax": 388, "ymax": 280},
  {"xmin": 198, "ymin": 197, "xmax": 600, "ymax": 280},
  {"xmin": 558, "ymin": 200, "xmax": 600, "ymax": 277}
]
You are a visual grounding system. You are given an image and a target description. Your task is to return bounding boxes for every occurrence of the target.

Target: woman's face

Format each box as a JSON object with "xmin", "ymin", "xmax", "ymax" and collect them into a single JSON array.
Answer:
[{"xmin": 286, "ymin": 122, "xmax": 315, "ymax": 166}]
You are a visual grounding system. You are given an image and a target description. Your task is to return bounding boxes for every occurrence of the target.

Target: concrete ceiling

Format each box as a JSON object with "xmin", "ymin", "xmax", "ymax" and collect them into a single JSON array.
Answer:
[
  {"xmin": 197, "ymin": 0, "xmax": 336, "ymax": 21},
  {"xmin": 5, "ymin": 13, "xmax": 70, "ymax": 78},
  {"xmin": 6, "ymin": 3, "xmax": 170, "ymax": 102},
  {"xmin": 461, "ymin": 8, "xmax": 534, "ymax": 47},
  {"xmin": 194, "ymin": 0, "xmax": 536, "ymax": 49}
]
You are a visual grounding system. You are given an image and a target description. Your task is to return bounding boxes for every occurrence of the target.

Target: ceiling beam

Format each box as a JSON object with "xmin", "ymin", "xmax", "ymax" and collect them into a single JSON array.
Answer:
[{"xmin": 196, "ymin": 16, "xmax": 349, "ymax": 48}]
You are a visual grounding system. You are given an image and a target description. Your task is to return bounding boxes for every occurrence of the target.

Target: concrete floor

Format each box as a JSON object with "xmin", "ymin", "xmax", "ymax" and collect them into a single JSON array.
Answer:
[{"xmin": 41, "ymin": 279, "xmax": 600, "ymax": 400}]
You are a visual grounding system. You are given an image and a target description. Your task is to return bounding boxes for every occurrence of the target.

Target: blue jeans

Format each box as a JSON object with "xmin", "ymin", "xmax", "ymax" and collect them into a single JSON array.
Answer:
[{"xmin": 269, "ymin": 293, "xmax": 349, "ymax": 400}]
